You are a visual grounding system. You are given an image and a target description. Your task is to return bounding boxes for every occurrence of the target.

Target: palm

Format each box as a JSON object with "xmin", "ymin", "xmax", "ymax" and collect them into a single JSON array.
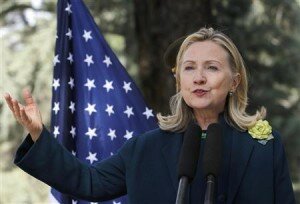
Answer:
[{"xmin": 23, "ymin": 101, "xmax": 42, "ymax": 132}]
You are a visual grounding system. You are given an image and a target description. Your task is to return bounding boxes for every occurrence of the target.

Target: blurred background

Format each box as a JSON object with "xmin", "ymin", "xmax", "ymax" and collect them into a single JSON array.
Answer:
[{"xmin": 0, "ymin": 0, "xmax": 299, "ymax": 203}]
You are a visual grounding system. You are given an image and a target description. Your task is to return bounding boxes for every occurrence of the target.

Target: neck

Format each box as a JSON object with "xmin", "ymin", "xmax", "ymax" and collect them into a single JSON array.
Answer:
[{"xmin": 193, "ymin": 110, "xmax": 221, "ymax": 130}]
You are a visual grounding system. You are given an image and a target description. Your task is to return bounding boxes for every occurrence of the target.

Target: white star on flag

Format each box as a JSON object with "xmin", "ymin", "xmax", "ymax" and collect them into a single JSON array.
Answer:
[
  {"xmin": 124, "ymin": 130, "xmax": 133, "ymax": 140},
  {"xmin": 113, "ymin": 201, "xmax": 121, "ymax": 204},
  {"xmin": 90, "ymin": 202, "xmax": 98, "ymax": 204},
  {"xmin": 67, "ymin": 52, "xmax": 73, "ymax": 64},
  {"xmin": 69, "ymin": 101, "xmax": 75, "ymax": 113},
  {"xmin": 103, "ymin": 55, "xmax": 112, "ymax": 67},
  {"xmin": 85, "ymin": 127, "xmax": 97, "ymax": 140},
  {"xmin": 103, "ymin": 80, "xmax": 114, "ymax": 92},
  {"xmin": 143, "ymin": 107, "xmax": 154, "ymax": 119},
  {"xmin": 53, "ymin": 126, "xmax": 60, "ymax": 138},
  {"xmin": 65, "ymin": 3, "xmax": 72, "ymax": 14},
  {"xmin": 52, "ymin": 102, "xmax": 60, "ymax": 114},
  {"xmin": 84, "ymin": 78, "xmax": 96, "ymax": 91},
  {"xmin": 72, "ymin": 150, "xmax": 76, "ymax": 156},
  {"xmin": 85, "ymin": 103, "xmax": 97, "ymax": 115},
  {"xmin": 53, "ymin": 54, "xmax": 60, "ymax": 66},
  {"xmin": 52, "ymin": 78, "xmax": 60, "ymax": 90},
  {"xmin": 123, "ymin": 81, "xmax": 132, "ymax": 93},
  {"xmin": 84, "ymin": 54, "xmax": 94, "ymax": 67},
  {"xmin": 105, "ymin": 104, "xmax": 114, "ymax": 116},
  {"xmin": 124, "ymin": 106, "xmax": 134, "ymax": 118},
  {"xmin": 70, "ymin": 126, "xmax": 76, "ymax": 138},
  {"xmin": 68, "ymin": 77, "xmax": 75, "ymax": 89},
  {"xmin": 86, "ymin": 152, "xmax": 98, "ymax": 164},
  {"xmin": 83, "ymin": 30, "xmax": 93, "ymax": 42},
  {"xmin": 107, "ymin": 128, "xmax": 117, "ymax": 141},
  {"xmin": 66, "ymin": 28, "xmax": 72, "ymax": 40}
]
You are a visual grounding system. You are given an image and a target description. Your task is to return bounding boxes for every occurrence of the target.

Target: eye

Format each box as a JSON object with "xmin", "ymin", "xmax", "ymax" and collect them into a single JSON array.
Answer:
[
  {"xmin": 207, "ymin": 65, "xmax": 218, "ymax": 71},
  {"xmin": 184, "ymin": 66, "xmax": 194, "ymax": 71}
]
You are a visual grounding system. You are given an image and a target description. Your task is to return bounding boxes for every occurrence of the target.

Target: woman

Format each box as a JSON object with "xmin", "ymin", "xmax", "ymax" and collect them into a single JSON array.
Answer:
[{"xmin": 4, "ymin": 28, "xmax": 295, "ymax": 203}]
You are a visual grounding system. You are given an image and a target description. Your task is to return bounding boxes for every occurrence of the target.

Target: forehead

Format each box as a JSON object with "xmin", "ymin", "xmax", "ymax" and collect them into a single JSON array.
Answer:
[{"xmin": 182, "ymin": 40, "xmax": 229, "ymax": 63}]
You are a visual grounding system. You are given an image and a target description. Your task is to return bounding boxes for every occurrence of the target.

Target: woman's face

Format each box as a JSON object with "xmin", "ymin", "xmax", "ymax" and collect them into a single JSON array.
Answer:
[{"xmin": 179, "ymin": 40, "xmax": 240, "ymax": 113}]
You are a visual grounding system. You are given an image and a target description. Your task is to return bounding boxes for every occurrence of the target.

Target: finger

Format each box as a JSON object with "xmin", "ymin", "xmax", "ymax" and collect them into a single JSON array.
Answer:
[
  {"xmin": 3, "ymin": 93, "xmax": 14, "ymax": 112},
  {"xmin": 22, "ymin": 88, "xmax": 35, "ymax": 106},
  {"xmin": 12, "ymin": 98, "xmax": 21, "ymax": 120},
  {"xmin": 18, "ymin": 103, "xmax": 25, "ymax": 112},
  {"xmin": 20, "ymin": 106, "xmax": 32, "ymax": 126}
]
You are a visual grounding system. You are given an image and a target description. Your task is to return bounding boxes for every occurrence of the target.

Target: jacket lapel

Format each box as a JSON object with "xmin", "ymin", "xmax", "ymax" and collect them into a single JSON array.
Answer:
[
  {"xmin": 161, "ymin": 132, "xmax": 183, "ymax": 191},
  {"xmin": 227, "ymin": 129, "xmax": 254, "ymax": 203}
]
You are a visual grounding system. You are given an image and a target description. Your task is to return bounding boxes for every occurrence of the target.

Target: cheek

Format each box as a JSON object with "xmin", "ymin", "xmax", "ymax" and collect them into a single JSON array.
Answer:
[
  {"xmin": 215, "ymin": 73, "xmax": 233, "ymax": 89},
  {"xmin": 213, "ymin": 79, "xmax": 232, "ymax": 98},
  {"xmin": 179, "ymin": 74, "xmax": 192, "ymax": 91},
  {"xmin": 180, "ymin": 84, "xmax": 189, "ymax": 98},
  {"xmin": 180, "ymin": 89, "xmax": 192, "ymax": 107},
  {"xmin": 179, "ymin": 79, "xmax": 191, "ymax": 102}
]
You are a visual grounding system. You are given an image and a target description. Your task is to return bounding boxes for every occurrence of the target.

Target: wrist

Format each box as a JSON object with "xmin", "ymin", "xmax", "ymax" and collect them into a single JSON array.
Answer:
[{"xmin": 30, "ymin": 127, "xmax": 43, "ymax": 142}]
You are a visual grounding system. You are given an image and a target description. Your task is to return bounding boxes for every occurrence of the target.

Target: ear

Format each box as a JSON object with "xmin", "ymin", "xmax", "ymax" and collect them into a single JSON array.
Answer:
[{"xmin": 231, "ymin": 73, "xmax": 241, "ymax": 91}]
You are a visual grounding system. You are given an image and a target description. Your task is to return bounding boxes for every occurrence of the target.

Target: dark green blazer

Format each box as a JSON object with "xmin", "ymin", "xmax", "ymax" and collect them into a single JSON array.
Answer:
[{"xmin": 14, "ymin": 118, "xmax": 295, "ymax": 203}]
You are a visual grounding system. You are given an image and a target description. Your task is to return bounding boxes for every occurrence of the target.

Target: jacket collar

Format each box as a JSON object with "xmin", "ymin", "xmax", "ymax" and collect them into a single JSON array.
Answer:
[
  {"xmin": 216, "ymin": 115, "xmax": 255, "ymax": 202},
  {"xmin": 226, "ymin": 127, "xmax": 254, "ymax": 203}
]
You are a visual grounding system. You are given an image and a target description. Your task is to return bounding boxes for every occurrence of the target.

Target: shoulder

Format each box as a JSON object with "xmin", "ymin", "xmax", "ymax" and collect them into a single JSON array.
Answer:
[
  {"xmin": 139, "ymin": 128, "xmax": 178, "ymax": 139},
  {"xmin": 271, "ymin": 130, "xmax": 286, "ymax": 154},
  {"xmin": 133, "ymin": 128, "xmax": 180, "ymax": 146},
  {"xmin": 117, "ymin": 128, "xmax": 181, "ymax": 164},
  {"xmin": 228, "ymin": 119, "xmax": 285, "ymax": 152},
  {"xmin": 118, "ymin": 128, "xmax": 180, "ymax": 152}
]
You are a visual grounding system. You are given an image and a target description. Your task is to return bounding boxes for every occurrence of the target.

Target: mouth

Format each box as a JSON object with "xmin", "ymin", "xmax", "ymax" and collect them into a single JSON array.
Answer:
[{"xmin": 192, "ymin": 89, "xmax": 208, "ymax": 96}]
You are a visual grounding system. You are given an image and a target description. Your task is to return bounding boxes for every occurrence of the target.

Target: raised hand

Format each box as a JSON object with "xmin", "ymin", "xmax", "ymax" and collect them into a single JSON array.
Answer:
[{"xmin": 4, "ymin": 89, "xmax": 43, "ymax": 142}]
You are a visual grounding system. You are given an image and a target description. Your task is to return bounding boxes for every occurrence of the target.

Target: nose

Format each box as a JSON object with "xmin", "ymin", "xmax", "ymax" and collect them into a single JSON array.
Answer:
[{"xmin": 193, "ymin": 68, "xmax": 206, "ymax": 84}]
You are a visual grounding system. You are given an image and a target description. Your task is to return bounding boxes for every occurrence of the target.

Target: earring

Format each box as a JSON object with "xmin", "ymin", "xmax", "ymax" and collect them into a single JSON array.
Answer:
[{"xmin": 229, "ymin": 91, "xmax": 234, "ymax": 96}]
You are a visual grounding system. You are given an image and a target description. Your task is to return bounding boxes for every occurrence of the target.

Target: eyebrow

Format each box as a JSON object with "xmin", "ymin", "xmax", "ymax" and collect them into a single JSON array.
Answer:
[
  {"xmin": 182, "ymin": 60, "xmax": 195, "ymax": 65},
  {"xmin": 182, "ymin": 60, "xmax": 222, "ymax": 65}
]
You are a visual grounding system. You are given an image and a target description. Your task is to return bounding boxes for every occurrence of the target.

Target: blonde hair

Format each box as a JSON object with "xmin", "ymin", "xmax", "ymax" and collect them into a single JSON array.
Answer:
[{"xmin": 157, "ymin": 27, "xmax": 266, "ymax": 132}]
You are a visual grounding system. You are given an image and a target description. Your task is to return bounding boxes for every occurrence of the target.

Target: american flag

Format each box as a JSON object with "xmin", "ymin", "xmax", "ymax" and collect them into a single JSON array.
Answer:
[{"xmin": 50, "ymin": 0, "xmax": 158, "ymax": 203}]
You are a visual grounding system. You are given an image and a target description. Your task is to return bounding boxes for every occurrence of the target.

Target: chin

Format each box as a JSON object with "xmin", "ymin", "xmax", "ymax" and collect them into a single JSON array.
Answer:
[{"xmin": 187, "ymin": 102, "xmax": 211, "ymax": 110}]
